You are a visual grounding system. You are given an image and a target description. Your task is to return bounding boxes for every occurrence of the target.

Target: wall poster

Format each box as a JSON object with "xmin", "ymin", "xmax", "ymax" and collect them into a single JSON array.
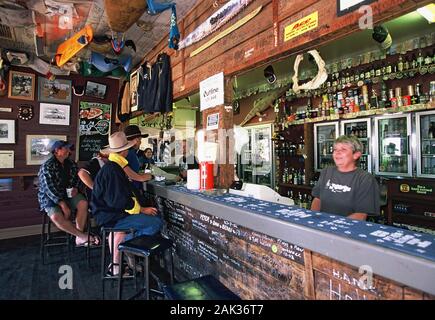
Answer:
[{"xmin": 78, "ymin": 101, "xmax": 111, "ymax": 161}]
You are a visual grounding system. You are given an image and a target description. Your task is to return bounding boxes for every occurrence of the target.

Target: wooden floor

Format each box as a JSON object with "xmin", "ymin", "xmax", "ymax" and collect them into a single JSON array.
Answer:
[{"xmin": 0, "ymin": 234, "xmax": 143, "ymax": 300}]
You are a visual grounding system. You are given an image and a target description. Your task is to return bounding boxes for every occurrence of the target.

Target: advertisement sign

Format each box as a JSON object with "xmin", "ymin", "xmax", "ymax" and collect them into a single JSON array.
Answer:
[
  {"xmin": 284, "ymin": 11, "xmax": 318, "ymax": 42},
  {"xmin": 200, "ymin": 72, "xmax": 224, "ymax": 111},
  {"xmin": 78, "ymin": 101, "xmax": 111, "ymax": 161}
]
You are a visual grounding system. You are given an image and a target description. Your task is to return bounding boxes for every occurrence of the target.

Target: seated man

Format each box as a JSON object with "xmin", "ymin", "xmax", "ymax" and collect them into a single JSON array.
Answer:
[
  {"xmin": 92, "ymin": 132, "xmax": 162, "ymax": 275},
  {"xmin": 178, "ymin": 139, "xmax": 199, "ymax": 181},
  {"xmin": 38, "ymin": 140, "xmax": 97, "ymax": 246}
]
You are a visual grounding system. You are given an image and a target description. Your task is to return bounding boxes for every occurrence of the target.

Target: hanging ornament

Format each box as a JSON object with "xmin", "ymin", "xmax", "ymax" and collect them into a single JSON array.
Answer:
[{"xmin": 18, "ymin": 104, "xmax": 34, "ymax": 121}]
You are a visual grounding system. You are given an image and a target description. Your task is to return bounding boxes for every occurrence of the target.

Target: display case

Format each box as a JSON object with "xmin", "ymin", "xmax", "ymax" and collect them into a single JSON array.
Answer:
[
  {"xmin": 374, "ymin": 114, "xmax": 412, "ymax": 177},
  {"xmin": 416, "ymin": 111, "xmax": 435, "ymax": 178},
  {"xmin": 237, "ymin": 124, "xmax": 274, "ymax": 188},
  {"xmin": 314, "ymin": 122, "xmax": 339, "ymax": 171},
  {"xmin": 340, "ymin": 118, "xmax": 372, "ymax": 172}
]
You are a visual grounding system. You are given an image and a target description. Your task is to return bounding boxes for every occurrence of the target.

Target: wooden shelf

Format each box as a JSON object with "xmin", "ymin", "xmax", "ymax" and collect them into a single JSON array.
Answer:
[
  {"xmin": 278, "ymin": 183, "xmax": 313, "ymax": 191},
  {"xmin": 287, "ymin": 103, "xmax": 435, "ymax": 126},
  {"xmin": 0, "ymin": 173, "xmax": 37, "ymax": 178},
  {"xmin": 392, "ymin": 213, "xmax": 435, "ymax": 229}
]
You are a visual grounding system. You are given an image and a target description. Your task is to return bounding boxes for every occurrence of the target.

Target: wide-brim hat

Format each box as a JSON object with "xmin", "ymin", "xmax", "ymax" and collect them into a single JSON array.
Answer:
[
  {"xmin": 101, "ymin": 131, "xmax": 136, "ymax": 154},
  {"xmin": 124, "ymin": 124, "xmax": 149, "ymax": 140}
]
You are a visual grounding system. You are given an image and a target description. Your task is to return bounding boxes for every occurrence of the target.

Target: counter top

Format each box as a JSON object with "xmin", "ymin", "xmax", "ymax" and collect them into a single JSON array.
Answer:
[{"xmin": 145, "ymin": 182, "xmax": 435, "ymax": 295}]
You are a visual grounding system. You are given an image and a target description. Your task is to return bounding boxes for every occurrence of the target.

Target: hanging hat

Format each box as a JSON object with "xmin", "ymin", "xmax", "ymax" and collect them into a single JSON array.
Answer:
[{"xmin": 101, "ymin": 132, "xmax": 136, "ymax": 154}]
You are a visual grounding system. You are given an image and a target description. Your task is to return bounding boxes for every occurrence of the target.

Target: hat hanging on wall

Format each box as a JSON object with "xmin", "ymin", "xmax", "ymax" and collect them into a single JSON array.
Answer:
[
  {"xmin": 263, "ymin": 65, "xmax": 276, "ymax": 84},
  {"xmin": 72, "ymin": 85, "xmax": 84, "ymax": 96},
  {"xmin": 18, "ymin": 104, "xmax": 34, "ymax": 121}
]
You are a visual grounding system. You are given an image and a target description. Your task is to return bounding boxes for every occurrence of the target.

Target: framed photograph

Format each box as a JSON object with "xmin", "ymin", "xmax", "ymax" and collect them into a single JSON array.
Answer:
[
  {"xmin": 39, "ymin": 103, "xmax": 70, "ymax": 126},
  {"xmin": 85, "ymin": 81, "xmax": 107, "ymax": 99},
  {"xmin": 8, "ymin": 71, "xmax": 35, "ymax": 100},
  {"xmin": 0, "ymin": 178, "xmax": 13, "ymax": 192},
  {"xmin": 0, "ymin": 119, "xmax": 15, "ymax": 144},
  {"xmin": 130, "ymin": 69, "xmax": 139, "ymax": 112},
  {"xmin": 337, "ymin": 0, "xmax": 376, "ymax": 16},
  {"xmin": 38, "ymin": 77, "xmax": 72, "ymax": 104},
  {"xmin": 26, "ymin": 134, "xmax": 66, "ymax": 165}
]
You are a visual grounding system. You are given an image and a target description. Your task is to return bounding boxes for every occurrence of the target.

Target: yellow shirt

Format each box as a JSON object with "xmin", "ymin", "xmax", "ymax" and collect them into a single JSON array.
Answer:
[{"xmin": 109, "ymin": 153, "xmax": 140, "ymax": 214}]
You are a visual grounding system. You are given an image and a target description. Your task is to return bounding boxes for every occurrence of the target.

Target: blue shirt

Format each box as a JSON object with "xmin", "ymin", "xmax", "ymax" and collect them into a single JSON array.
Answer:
[{"xmin": 126, "ymin": 148, "xmax": 142, "ymax": 190}]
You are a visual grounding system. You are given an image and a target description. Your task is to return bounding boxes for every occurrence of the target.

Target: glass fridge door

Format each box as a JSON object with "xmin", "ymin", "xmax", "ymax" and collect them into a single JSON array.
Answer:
[
  {"xmin": 374, "ymin": 114, "xmax": 412, "ymax": 177},
  {"xmin": 416, "ymin": 111, "xmax": 435, "ymax": 178},
  {"xmin": 252, "ymin": 124, "xmax": 273, "ymax": 187},
  {"xmin": 314, "ymin": 122, "xmax": 339, "ymax": 171},
  {"xmin": 340, "ymin": 118, "xmax": 372, "ymax": 172},
  {"xmin": 238, "ymin": 128, "xmax": 253, "ymax": 183}
]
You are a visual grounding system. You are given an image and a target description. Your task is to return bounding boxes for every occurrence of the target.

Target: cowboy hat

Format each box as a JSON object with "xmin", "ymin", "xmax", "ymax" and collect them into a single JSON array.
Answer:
[
  {"xmin": 101, "ymin": 132, "xmax": 136, "ymax": 154},
  {"xmin": 124, "ymin": 124, "xmax": 149, "ymax": 140}
]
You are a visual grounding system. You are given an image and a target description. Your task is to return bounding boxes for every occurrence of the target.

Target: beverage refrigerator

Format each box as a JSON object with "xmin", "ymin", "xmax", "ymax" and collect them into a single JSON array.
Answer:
[
  {"xmin": 416, "ymin": 110, "xmax": 435, "ymax": 178},
  {"xmin": 340, "ymin": 118, "xmax": 372, "ymax": 172},
  {"xmin": 314, "ymin": 122, "xmax": 339, "ymax": 171},
  {"xmin": 374, "ymin": 114, "xmax": 412, "ymax": 177},
  {"xmin": 237, "ymin": 123, "xmax": 275, "ymax": 188}
]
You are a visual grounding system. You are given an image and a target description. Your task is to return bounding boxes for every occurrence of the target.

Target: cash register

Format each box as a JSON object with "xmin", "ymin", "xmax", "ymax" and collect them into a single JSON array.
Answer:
[{"xmin": 229, "ymin": 182, "xmax": 294, "ymax": 206}]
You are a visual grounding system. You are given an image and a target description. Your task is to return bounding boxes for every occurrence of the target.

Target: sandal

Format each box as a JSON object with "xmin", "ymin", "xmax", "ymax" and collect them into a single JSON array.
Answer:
[
  {"xmin": 76, "ymin": 235, "xmax": 101, "ymax": 247},
  {"xmin": 105, "ymin": 263, "xmax": 133, "ymax": 277}
]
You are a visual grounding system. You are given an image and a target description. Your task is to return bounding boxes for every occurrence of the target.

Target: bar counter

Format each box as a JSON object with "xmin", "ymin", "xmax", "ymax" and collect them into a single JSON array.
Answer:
[{"xmin": 145, "ymin": 182, "xmax": 435, "ymax": 299}]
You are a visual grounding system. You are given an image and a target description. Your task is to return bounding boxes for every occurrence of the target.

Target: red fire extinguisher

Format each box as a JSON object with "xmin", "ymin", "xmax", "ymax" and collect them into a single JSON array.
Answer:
[{"xmin": 200, "ymin": 162, "xmax": 214, "ymax": 190}]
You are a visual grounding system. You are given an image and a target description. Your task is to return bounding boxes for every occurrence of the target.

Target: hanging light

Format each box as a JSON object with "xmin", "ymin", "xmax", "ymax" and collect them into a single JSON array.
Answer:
[{"xmin": 417, "ymin": 3, "xmax": 435, "ymax": 23}]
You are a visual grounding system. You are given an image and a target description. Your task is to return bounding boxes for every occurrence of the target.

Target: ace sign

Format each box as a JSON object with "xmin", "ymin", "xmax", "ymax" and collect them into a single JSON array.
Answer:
[{"xmin": 200, "ymin": 72, "xmax": 224, "ymax": 111}]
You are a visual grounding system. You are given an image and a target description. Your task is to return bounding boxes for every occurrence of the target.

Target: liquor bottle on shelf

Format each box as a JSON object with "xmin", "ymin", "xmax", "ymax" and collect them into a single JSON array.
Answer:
[
  {"xmin": 408, "ymin": 85, "xmax": 418, "ymax": 105},
  {"xmin": 380, "ymin": 81, "xmax": 389, "ymax": 108},
  {"xmin": 283, "ymin": 161, "xmax": 289, "ymax": 183},
  {"xmin": 424, "ymin": 51, "xmax": 432, "ymax": 65},
  {"xmin": 397, "ymin": 55, "xmax": 404, "ymax": 72},
  {"xmin": 414, "ymin": 83, "xmax": 421, "ymax": 104},
  {"xmin": 389, "ymin": 89, "xmax": 398, "ymax": 108},
  {"xmin": 395, "ymin": 87, "xmax": 403, "ymax": 107},
  {"xmin": 417, "ymin": 49, "xmax": 424, "ymax": 67},
  {"xmin": 370, "ymin": 89, "xmax": 379, "ymax": 109}
]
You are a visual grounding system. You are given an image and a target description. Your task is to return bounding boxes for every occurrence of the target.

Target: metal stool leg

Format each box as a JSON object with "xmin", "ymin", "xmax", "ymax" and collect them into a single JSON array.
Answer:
[
  {"xmin": 117, "ymin": 251, "xmax": 124, "ymax": 300},
  {"xmin": 144, "ymin": 256, "xmax": 149, "ymax": 300},
  {"xmin": 101, "ymin": 228, "xmax": 107, "ymax": 300},
  {"xmin": 40, "ymin": 214, "xmax": 47, "ymax": 265}
]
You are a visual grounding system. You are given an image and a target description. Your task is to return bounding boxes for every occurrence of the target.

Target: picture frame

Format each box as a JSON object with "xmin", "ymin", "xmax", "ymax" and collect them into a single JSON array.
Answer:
[
  {"xmin": 8, "ymin": 71, "xmax": 35, "ymax": 101},
  {"xmin": 38, "ymin": 77, "xmax": 72, "ymax": 104},
  {"xmin": 85, "ymin": 80, "xmax": 107, "ymax": 99},
  {"xmin": 337, "ymin": 0, "xmax": 376, "ymax": 16},
  {"xmin": 39, "ymin": 103, "xmax": 70, "ymax": 126},
  {"xmin": 26, "ymin": 134, "xmax": 66, "ymax": 165},
  {"xmin": 130, "ymin": 69, "xmax": 139, "ymax": 112},
  {"xmin": 0, "ymin": 119, "xmax": 15, "ymax": 144}
]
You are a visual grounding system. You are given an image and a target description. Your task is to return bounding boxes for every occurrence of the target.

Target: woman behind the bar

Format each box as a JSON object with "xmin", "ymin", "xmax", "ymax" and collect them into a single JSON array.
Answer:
[{"xmin": 311, "ymin": 135, "xmax": 380, "ymax": 221}]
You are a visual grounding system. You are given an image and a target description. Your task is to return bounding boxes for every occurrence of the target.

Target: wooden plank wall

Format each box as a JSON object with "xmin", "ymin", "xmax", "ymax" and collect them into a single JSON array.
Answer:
[
  {"xmin": 0, "ymin": 67, "xmax": 119, "ymax": 229},
  {"xmin": 144, "ymin": 0, "xmax": 431, "ymax": 100},
  {"xmin": 161, "ymin": 197, "xmax": 435, "ymax": 299}
]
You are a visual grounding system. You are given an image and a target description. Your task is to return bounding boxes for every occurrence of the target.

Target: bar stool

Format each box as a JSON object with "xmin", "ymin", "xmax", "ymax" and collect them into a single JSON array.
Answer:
[
  {"xmin": 100, "ymin": 226, "xmax": 136, "ymax": 300},
  {"xmin": 163, "ymin": 275, "xmax": 241, "ymax": 300},
  {"xmin": 117, "ymin": 234, "xmax": 174, "ymax": 300},
  {"xmin": 40, "ymin": 212, "xmax": 72, "ymax": 265}
]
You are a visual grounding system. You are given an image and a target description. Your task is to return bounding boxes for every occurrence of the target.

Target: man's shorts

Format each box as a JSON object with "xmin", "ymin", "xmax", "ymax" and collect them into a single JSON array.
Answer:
[{"xmin": 45, "ymin": 193, "xmax": 86, "ymax": 217}]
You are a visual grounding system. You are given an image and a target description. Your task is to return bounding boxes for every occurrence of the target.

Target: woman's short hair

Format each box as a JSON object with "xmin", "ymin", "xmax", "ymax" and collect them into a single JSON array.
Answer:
[
  {"xmin": 334, "ymin": 135, "xmax": 363, "ymax": 154},
  {"xmin": 144, "ymin": 147, "xmax": 153, "ymax": 154}
]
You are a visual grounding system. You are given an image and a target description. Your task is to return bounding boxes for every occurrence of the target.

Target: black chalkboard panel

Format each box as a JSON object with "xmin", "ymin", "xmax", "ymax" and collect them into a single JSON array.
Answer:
[{"xmin": 78, "ymin": 101, "xmax": 111, "ymax": 161}]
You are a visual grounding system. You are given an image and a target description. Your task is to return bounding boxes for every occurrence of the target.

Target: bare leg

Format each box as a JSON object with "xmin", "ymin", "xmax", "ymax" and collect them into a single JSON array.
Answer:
[
  {"xmin": 50, "ymin": 213, "xmax": 88, "ymax": 244},
  {"xmin": 108, "ymin": 232, "xmax": 126, "ymax": 275},
  {"xmin": 75, "ymin": 200, "xmax": 88, "ymax": 232}
]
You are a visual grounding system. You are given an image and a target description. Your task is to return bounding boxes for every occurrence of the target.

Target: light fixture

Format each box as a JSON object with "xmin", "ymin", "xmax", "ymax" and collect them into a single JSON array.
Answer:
[
  {"xmin": 263, "ymin": 65, "xmax": 276, "ymax": 84},
  {"xmin": 417, "ymin": 3, "xmax": 435, "ymax": 23}
]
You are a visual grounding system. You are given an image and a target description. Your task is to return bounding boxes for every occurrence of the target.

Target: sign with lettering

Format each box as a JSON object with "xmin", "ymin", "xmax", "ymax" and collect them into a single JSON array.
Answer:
[
  {"xmin": 400, "ymin": 183, "xmax": 433, "ymax": 195},
  {"xmin": 206, "ymin": 113, "xmax": 219, "ymax": 131},
  {"xmin": 200, "ymin": 72, "xmax": 224, "ymax": 111},
  {"xmin": 284, "ymin": 11, "xmax": 318, "ymax": 42},
  {"xmin": 78, "ymin": 101, "xmax": 111, "ymax": 161}
]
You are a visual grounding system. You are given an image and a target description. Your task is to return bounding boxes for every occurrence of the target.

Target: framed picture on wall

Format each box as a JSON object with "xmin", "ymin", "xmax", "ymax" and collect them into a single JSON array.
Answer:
[
  {"xmin": 337, "ymin": 0, "xmax": 376, "ymax": 16},
  {"xmin": 39, "ymin": 103, "xmax": 70, "ymax": 126},
  {"xmin": 85, "ymin": 81, "xmax": 107, "ymax": 99},
  {"xmin": 8, "ymin": 71, "xmax": 35, "ymax": 101},
  {"xmin": 26, "ymin": 134, "xmax": 67, "ymax": 165},
  {"xmin": 38, "ymin": 77, "xmax": 72, "ymax": 104},
  {"xmin": 0, "ymin": 119, "xmax": 15, "ymax": 144},
  {"xmin": 130, "ymin": 69, "xmax": 139, "ymax": 112}
]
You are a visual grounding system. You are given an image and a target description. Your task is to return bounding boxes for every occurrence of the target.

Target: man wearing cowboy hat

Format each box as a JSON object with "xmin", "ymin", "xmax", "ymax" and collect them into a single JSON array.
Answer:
[{"xmin": 92, "ymin": 131, "xmax": 162, "ymax": 275}]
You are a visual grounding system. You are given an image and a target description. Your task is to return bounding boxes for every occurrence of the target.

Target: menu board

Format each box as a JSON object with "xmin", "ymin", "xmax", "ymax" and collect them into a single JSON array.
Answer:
[{"xmin": 78, "ymin": 101, "xmax": 111, "ymax": 161}]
